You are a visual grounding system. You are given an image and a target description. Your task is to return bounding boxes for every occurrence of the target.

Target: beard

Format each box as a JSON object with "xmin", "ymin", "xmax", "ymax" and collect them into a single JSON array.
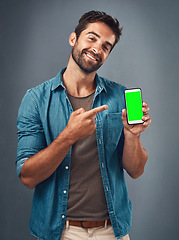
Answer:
[{"xmin": 71, "ymin": 45, "xmax": 103, "ymax": 73}]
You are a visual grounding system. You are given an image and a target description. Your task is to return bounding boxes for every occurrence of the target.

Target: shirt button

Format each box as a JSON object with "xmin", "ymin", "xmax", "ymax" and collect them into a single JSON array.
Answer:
[
  {"xmin": 63, "ymin": 190, "xmax": 67, "ymax": 194},
  {"xmin": 99, "ymin": 139, "xmax": 102, "ymax": 144},
  {"xmin": 62, "ymin": 215, "xmax": 65, "ymax": 219},
  {"xmin": 65, "ymin": 166, "xmax": 69, "ymax": 170}
]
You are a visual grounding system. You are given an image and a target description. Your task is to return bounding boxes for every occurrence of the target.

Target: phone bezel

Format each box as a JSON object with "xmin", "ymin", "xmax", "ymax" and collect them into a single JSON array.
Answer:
[{"xmin": 124, "ymin": 88, "xmax": 144, "ymax": 125}]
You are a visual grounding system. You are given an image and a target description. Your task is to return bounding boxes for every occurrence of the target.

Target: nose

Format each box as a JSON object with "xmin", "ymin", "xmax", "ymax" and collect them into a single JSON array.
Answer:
[{"xmin": 92, "ymin": 46, "xmax": 102, "ymax": 54}]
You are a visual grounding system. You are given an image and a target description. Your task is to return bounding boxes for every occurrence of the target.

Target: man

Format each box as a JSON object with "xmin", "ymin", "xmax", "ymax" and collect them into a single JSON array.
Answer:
[{"xmin": 16, "ymin": 11, "xmax": 151, "ymax": 240}]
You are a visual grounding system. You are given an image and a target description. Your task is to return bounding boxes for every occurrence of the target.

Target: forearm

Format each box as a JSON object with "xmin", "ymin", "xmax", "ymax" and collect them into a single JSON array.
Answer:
[
  {"xmin": 122, "ymin": 129, "xmax": 148, "ymax": 179},
  {"xmin": 20, "ymin": 105, "xmax": 108, "ymax": 189},
  {"xmin": 20, "ymin": 128, "xmax": 74, "ymax": 189}
]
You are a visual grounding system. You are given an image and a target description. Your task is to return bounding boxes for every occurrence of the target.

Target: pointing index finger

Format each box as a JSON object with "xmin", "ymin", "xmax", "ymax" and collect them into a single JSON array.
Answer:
[{"xmin": 84, "ymin": 105, "xmax": 108, "ymax": 118}]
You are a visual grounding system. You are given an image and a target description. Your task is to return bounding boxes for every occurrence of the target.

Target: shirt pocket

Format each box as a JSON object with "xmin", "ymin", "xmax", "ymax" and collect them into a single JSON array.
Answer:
[{"xmin": 107, "ymin": 113, "xmax": 123, "ymax": 146}]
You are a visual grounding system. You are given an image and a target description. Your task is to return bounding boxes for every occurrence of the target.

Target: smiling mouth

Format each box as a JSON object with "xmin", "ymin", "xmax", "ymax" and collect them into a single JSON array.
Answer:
[
  {"xmin": 85, "ymin": 52, "xmax": 100, "ymax": 62},
  {"xmin": 86, "ymin": 53, "xmax": 98, "ymax": 61}
]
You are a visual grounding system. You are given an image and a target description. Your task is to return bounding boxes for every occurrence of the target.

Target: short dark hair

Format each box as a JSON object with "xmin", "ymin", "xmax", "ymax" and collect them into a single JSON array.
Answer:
[{"xmin": 74, "ymin": 10, "xmax": 123, "ymax": 50}]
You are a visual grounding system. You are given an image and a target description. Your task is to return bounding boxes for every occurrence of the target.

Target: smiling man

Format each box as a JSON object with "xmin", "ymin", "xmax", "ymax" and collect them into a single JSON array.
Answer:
[
  {"xmin": 70, "ymin": 22, "xmax": 114, "ymax": 73},
  {"xmin": 16, "ymin": 11, "xmax": 151, "ymax": 240}
]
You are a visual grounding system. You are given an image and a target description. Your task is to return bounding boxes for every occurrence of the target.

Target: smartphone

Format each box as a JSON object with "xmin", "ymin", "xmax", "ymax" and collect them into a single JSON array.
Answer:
[{"xmin": 124, "ymin": 88, "xmax": 144, "ymax": 125}]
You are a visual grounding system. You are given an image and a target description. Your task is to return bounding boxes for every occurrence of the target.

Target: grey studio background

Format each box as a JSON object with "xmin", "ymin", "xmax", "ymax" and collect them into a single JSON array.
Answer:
[{"xmin": 1, "ymin": 0, "xmax": 179, "ymax": 239}]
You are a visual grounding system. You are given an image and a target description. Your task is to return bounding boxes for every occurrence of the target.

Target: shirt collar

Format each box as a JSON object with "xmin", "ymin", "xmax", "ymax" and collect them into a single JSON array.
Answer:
[
  {"xmin": 51, "ymin": 68, "xmax": 66, "ymax": 91},
  {"xmin": 94, "ymin": 74, "xmax": 107, "ymax": 93},
  {"xmin": 51, "ymin": 67, "xmax": 107, "ymax": 93}
]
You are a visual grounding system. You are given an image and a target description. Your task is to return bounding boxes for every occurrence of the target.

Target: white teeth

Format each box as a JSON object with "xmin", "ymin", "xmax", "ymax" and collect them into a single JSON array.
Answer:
[{"xmin": 86, "ymin": 53, "xmax": 97, "ymax": 61}]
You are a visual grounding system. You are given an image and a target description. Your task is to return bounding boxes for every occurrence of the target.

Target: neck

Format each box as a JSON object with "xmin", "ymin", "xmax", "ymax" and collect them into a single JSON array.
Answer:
[{"xmin": 63, "ymin": 55, "xmax": 97, "ymax": 97}]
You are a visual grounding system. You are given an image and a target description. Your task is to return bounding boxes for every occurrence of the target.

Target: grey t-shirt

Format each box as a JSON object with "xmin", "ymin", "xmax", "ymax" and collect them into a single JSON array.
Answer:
[{"xmin": 66, "ymin": 92, "xmax": 109, "ymax": 221}]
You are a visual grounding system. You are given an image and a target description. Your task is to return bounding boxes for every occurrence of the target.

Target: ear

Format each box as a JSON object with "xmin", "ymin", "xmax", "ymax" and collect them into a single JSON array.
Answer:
[{"xmin": 69, "ymin": 32, "xmax": 77, "ymax": 47}]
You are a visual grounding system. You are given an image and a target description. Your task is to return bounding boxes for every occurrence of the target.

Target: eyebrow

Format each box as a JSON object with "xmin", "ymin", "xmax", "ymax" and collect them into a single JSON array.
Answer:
[{"xmin": 86, "ymin": 31, "xmax": 113, "ymax": 49}]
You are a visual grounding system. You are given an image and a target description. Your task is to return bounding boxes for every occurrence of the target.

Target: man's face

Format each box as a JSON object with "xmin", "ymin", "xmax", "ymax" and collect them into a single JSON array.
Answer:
[{"xmin": 71, "ymin": 22, "xmax": 116, "ymax": 73}]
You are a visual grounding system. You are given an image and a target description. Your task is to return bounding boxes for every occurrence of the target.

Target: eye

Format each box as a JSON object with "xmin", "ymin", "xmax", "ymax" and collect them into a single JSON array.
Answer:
[
  {"xmin": 88, "ymin": 35, "xmax": 96, "ymax": 42},
  {"xmin": 103, "ymin": 45, "xmax": 109, "ymax": 52},
  {"xmin": 89, "ymin": 37, "xmax": 95, "ymax": 41}
]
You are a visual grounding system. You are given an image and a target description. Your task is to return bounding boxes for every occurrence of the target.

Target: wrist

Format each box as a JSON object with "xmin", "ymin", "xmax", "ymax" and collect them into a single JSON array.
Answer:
[
  {"xmin": 124, "ymin": 127, "xmax": 140, "ymax": 139},
  {"xmin": 56, "ymin": 127, "xmax": 77, "ymax": 146}
]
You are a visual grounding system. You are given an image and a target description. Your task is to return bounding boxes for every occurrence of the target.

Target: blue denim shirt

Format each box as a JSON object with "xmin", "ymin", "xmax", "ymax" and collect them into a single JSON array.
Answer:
[{"xmin": 16, "ymin": 68, "xmax": 132, "ymax": 240}]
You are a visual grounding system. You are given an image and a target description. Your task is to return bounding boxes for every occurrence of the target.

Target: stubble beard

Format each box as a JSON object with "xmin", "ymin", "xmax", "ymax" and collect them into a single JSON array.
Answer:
[{"xmin": 71, "ymin": 45, "xmax": 103, "ymax": 74}]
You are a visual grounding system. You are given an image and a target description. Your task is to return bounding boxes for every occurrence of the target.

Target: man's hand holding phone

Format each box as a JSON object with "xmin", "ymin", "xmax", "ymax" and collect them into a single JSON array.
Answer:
[
  {"xmin": 122, "ymin": 100, "xmax": 151, "ymax": 136},
  {"xmin": 122, "ymin": 90, "xmax": 150, "ymax": 179}
]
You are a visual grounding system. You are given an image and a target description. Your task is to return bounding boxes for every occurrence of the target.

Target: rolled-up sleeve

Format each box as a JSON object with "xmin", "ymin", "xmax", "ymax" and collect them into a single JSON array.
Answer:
[{"xmin": 16, "ymin": 90, "xmax": 47, "ymax": 178}]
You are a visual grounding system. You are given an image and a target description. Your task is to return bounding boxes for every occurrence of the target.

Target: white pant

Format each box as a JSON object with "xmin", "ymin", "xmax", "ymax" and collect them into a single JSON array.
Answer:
[{"xmin": 61, "ymin": 221, "xmax": 130, "ymax": 240}]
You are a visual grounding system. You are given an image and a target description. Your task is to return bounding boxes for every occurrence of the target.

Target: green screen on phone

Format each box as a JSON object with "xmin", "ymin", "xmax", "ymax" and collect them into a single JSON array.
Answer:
[{"xmin": 125, "ymin": 89, "xmax": 143, "ymax": 122}]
